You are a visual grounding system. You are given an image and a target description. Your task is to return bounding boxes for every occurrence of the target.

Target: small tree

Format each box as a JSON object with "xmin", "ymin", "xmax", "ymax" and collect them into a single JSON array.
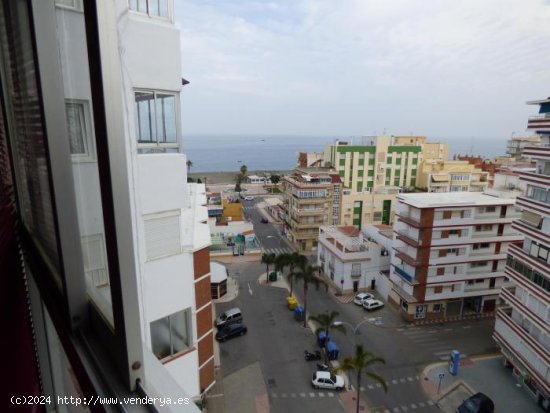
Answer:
[
  {"xmin": 186, "ymin": 159, "xmax": 193, "ymax": 173},
  {"xmin": 289, "ymin": 262, "xmax": 327, "ymax": 328},
  {"xmin": 240, "ymin": 164, "xmax": 248, "ymax": 177},
  {"xmin": 261, "ymin": 253, "xmax": 276, "ymax": 283},
  {"xmin": 336, "ymin": 345, "xmax": 387, "ymax": 413},
  {"xmin": 308, "ymin": 311, "xmax": 346, "ymax": 361},
  {"xmin": 287, "ymin": 252, "xmax": 307, "ymax": 296}
]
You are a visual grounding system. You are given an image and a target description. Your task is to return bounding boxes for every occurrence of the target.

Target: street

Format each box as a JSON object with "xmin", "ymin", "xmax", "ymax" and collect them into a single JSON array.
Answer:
[{"xmin": 213, "ymin": 197, "xmax": 499, "ymax": 413}]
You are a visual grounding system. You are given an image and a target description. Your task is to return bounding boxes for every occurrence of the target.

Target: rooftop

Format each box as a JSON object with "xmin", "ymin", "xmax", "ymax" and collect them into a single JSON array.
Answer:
[
  {"xmin": 397, "ymin": 191, "xmax": 516, "ymax": 208},
  {"xmin": 526, "ymin": 97, "xmax": 550, "ymax": 105}
]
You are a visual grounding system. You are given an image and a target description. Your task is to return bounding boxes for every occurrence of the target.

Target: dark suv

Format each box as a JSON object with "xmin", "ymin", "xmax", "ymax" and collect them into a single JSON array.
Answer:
[
  {"xmin": 457, "ymin": 392, "xmax": 494, "ymax": 413},
  {"xmin": 215, "ymin": 323, "xmax": 247, "ymax": 342}
]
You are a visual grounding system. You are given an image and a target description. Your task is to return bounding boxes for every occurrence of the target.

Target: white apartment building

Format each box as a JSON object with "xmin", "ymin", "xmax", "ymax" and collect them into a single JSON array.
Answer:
[
  {"xmin": 317, "ymin": 225, "xmax": 391, "ymax": 294},
  {"xmin": 1, "ymin": 1, "xmax": 212, "ymax": 409},
  {"xmin": 390, "ymin": 192, "xmax": 522, "ymax": 322},
  {"xmin": 493, "ymin": 98, "xmax": 550, "ymax": 410}
]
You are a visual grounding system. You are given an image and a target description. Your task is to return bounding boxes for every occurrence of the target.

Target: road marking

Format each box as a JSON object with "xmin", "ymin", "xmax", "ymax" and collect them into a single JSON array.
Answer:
[
  {"xmin": 299, "ymin": 393, "xmax": 306, "ymax": 398},
  {"xmin": 281, "ymin": 393, "xmax": 287, "ymax": 398},
  {"xmin": 407, "ymin": 377, "xmax": 413, "ymax": 382},
  {"xmin": 418, "ymin": 402, "xmax": 425, "ymax": 408},
  {"xmin": 309, "ymin": 392, "xmax": 315, "ymax": 397},
  {"xmin": 410, "ymin": 403, "xmax": 417, "ymax": 409},
  {"xmin": 290, "ymin": 393, "xmax": 296, "ymax": 398},
  {"xmin": 376, "ymin": 383, "xmax": 382, "ymax": 388},
  {"xmin": 400, "ymin": 406, "xmax": 408, "ymax": 411},
  {"xmin": 415, "ymin": 376, "xmax": 420, "ymax": 380},
  {"xmin": 399, "ymin": 378, "xmax": 406, "ymax": 383},
  {"xmin": 427, "ymin": 400, "xmax": 434, "ymax": 406},
  {"xmin": 444, "ymin": 328, "xmax": 452, "ymax": 332},
  {"xmin": 248, "ymin": 283, "xmax": 253, "ymax": 295},
  {"xmin": 362, "ymin": 386, "xmax": 367, "ymax": 391},
  {"xmin": 433, "ymin": 350, "xmax": 453, "ymax": 356},
  {"xmin": 271, "ymin": 393, "xmax": 277, "ymax": 398},
  {"xmin": 318, "ymin": 392, "xmax": 325, "ymax": 397},
  {"xmin": 392, "ymin": 379, "xmax": 398, "ymax": 384},
  {"xmin": 393, "ymin": 408, "xmax": 400, "ymax": 412},
  {"xmin": 462, "ymin": 325, "xmax": 471, "ymax": 329}
]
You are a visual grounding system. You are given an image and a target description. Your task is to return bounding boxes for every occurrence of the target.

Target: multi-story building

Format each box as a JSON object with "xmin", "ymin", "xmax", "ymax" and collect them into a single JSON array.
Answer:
[
  {"xmin": 0, "ymin": 0, "xmax": 211, "ymax": 409},
  {"xmin": 493, "ymin": 98, "xmax": 550, "ymax": 410},
  {"xmin": 506, "ymin": 135, "xmax": 542, "ymax": 160},
  {"xmin": 325, "ymin": 135, "xmax": 448, "ymax": 192},
  {"xmin": 317, "ymin": 225, "xmax": 391, "ymax": 294},
  {"xmin": 389, "ymin": 192, "xmax": 522, "ymax": 322},
  {"xmin": 282, "ymin": 168, "xmax": 342, "ymax": 251},
  {"xmin": 416, "ymin": 160, "xmax": 489, "ymax": 193},
  {"xmin": 339, "ymin": 186, "xmax": 400, "ymax": 227}
]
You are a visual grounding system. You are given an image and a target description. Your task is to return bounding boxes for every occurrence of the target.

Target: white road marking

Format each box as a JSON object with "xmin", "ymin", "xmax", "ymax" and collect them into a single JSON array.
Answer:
[
  {"xmin": 427, "ymin": 400, "xmax": 434, "ymax": 406},
  {"xmin": 418, "ymin": 402, "xmax": 425, "ymax": 408},
  {"xmin": 392, "ymin": 380, "xmax": 398, "ymax": 384},
  {"xmin": 327, "ymin": 392, "xmax": 334, "ymax": 397},
  {"xmin": 299, "ymin": 393, "xmax": 306, "ymax": 397},
  {"xmin": 248, "ymin": 283, "xmax": 253, "ymax": 295},
  {"xmin": 407, "ymin": 377, "xmax": 413, "ymax": 382},
  {"xmin": 309, "ymin": 392, "xmax": 315, "ymax": 397},
  {"xmin": 410, "ymin": 403, "xmax": 417, "ymax": 409},
  {"xmin": 318, "ymin": 392, "xmax": 325, "ymax": 397}
]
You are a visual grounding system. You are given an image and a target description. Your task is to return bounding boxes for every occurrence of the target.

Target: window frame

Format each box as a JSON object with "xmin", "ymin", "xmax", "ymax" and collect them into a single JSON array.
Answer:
[
  {"xmin": 128, "ymin": 0, "xmax": 173, "ymax": 21},
  {"xmin": 65, "ymin": 99, "xmax": 96, "ymax": 162},
  {"xmin": 134, "ymin": 89, "xmax": 179, "ymax": 153}
]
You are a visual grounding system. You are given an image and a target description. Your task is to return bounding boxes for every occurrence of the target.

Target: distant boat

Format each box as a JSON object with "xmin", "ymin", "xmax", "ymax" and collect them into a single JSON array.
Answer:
[
  {"xmin": 237, "ymin": 160, "xmax": 242, "ymax": 163},
  {"xmin": 261, "ymin": 139, "xmax": 265, "ymax": 141}
]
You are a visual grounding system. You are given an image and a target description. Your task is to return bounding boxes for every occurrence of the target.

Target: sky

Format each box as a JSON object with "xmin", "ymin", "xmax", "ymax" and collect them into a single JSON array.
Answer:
[{"xmin": 175, "ymin": 0, "xmax": 550, "ymax": 139}]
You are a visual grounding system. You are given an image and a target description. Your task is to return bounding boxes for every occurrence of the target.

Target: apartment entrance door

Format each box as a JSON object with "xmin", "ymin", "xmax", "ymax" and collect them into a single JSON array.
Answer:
[
  {"xmin": 382, "ymin": 200, "xmax": 391, "ymax": 225},
  {"xmin": 353, "ymin": 281, "xmax": 359, "ymax": 292}
]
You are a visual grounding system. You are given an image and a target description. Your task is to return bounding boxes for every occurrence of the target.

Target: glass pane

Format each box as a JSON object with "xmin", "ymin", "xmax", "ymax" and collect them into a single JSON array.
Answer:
[
  {"xmin": 135, "ymin": 92, "xmax": 155, "ymax": 143},
  {"xmin": 0, "ymin": 0, "xmax": 62, "ymax": 279},
  {"xmin": 149, "ymin": 0, "xmax": 160, "ymax": 16},
  {"xmin": 159, "ymin": 0, "xmax": 169, "ymax": 18},
  {"xmin": 54, "ymin": 2, "xmax": 114, "ymax": 325},
  {"xmin": 65, "ymin": 102, "xmax": 87, "ymax": 155},
  {"xmin": 151, "ymin": 316, "xmax": 171, "ymax": 359},
  {"xmin": 155, "ymin": 93, "xmax": 176, "ymax": 143},
  {"xmin": 171, "ymin": 309, "xmax": 190, "ymax": 353}
]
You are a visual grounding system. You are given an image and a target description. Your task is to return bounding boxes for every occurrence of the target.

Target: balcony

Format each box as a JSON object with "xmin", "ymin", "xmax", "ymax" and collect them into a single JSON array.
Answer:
[
  {"xmin": 394, "ymin": 247, "xmax": 422, "ymax": 266},
  {"xmin": 395, "ymin": 230, "xmax": 422, "ymax": 247},
  {"xmin": 392, "ymin": 264, "xmax": 415, "ymax": 284},
  {"xmin": 296, "ymin": 207, "xmax": 326, "ymax": 216},
  {"xmin": 494, "ymin": 308, "xmax": 550, "ymax": 387},
  {"xmin": 500, "ymin": 286, "xmax": 549, "ymax": 333}
]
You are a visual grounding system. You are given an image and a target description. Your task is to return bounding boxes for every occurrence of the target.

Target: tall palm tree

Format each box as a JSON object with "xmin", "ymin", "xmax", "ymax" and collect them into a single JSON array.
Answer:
[
  {"xmin": 240, "ymin": 164, "xmax": 248, "ymax": 177},
  {"xmin": 308, "ymin": 311, "xmax": 346, "ymax": 361},
  {"xmin": 286, "ymin": 252, "xmax": 307, "ymax": 296},
  {"xmin": 186, "ymin": 159, "xmax": 193, "ymax": 173},
  {"xmin": 289, "ymin": 262, "xmax": 327, "ymax": 328},
  {"xmin": 261, "ymin": 252, "xmax": 276, "ymax": 283},
  {"xmin": 336, "ymin": 345, "xmax": 387, "ymax": 413}
]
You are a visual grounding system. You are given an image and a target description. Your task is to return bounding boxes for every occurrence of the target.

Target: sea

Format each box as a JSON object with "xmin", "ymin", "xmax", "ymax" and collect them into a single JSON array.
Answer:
[{"xmin": 182, "ymin": 134, "xmax": 509, "ymax": 173}]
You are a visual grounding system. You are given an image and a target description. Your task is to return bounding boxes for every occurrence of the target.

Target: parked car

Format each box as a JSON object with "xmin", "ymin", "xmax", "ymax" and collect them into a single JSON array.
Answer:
[
  {"xmin": 244, "ymin": 196, "xmax": 254, "ymax": 201},
  {"xmin": 215, "ymin": 323, "xmax": 248, "ymax": 342},
  {"xmin": 214, "ymin": 307, "xmax": 243, "ymax": 328},
  {"xmin": 353, "ymin": 292, "xmax": 374, "ymax": 306},
  {"xmin": 362, "ymin": 299, "xmax": 384, "ymax": 311},
  {"xmin": 260, "ymin": 218, "xmax": 269, "ymax": 223},
  {"xmin": 311, "ymin": 371, "xmax": 345, "ymax": 391},
  {"xmin": 456, "ymin": 392, "xmax": 494, "ymax": 413}
]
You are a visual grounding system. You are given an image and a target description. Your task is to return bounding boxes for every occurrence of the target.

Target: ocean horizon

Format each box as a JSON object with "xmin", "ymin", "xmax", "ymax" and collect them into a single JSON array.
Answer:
[{"xmin": 182, "ymin": 134, "xmax": 510, "ymax": 173}]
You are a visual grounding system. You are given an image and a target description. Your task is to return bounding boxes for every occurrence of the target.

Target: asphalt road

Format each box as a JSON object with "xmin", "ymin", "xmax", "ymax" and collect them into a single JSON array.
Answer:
[{"xmin": 216, "ymin": 198, "xmax": 498, "ymax": 413}]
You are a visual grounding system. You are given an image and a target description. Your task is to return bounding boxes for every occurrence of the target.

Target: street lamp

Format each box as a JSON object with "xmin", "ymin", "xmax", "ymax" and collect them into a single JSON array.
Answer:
[{"xmin": 332, "ymin": 319, "xmax": 372, "ymax": 345}]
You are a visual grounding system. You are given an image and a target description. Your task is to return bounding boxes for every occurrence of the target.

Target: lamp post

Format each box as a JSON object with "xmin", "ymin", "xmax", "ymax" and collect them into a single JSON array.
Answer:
[
  {"xmin": 332, "ymin": 319, "xmax": 372, "ymax": 345},
  {"xmin": 332, "ymin": 319, "xmax": 372, "ymax": 390}
]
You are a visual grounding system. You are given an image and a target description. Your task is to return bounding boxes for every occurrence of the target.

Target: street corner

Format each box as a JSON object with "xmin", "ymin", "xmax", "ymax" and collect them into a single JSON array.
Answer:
[
  {"xmin": 256, "ymin": 272, "xmax": 289, "ymax": 291},
  {"xmin": 213, "ymin": 277, "xmax": 239, "ymax": 303},
  {"xmin": 339, "ymin": 389, "xmax": 368, "ymax": 413}
]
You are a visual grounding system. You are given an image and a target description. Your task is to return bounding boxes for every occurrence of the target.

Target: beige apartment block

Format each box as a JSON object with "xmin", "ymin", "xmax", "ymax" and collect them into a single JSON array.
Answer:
[
  {"xmin": 340, "ymin": 187, "xmax": 399, "ymax": 227},
  {"xmin": 282, "ymin": 168, "xmax": 342, "ymax": 251},
  {"xmin": 390, "ymin": 192, "xmax": 523, "ymax": 323},
  {"xmin": 417, "ymin": 160, "xmax": 490, "ymax": 193}
]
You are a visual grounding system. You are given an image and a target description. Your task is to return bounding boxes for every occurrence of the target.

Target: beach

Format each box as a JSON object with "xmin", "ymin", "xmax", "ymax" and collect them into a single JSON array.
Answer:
[{"xmin": 188, "ymin": 170, "xmax": 292, "ymax": 185}]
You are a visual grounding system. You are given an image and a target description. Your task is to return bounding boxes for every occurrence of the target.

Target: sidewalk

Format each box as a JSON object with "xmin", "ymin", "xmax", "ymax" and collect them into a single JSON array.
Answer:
[{"xmin": 421, "ymin": 355, "xmax": 541, "ymax": 413}]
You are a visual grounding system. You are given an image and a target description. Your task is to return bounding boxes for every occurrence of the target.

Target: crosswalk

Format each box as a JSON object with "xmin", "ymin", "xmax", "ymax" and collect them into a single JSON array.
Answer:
[
  {"xmin": 369, "ymin": 400, "xmax": 436, "ymax": 413},
  {"xmin": 270, "ymin": 391, "xmax": 336, "ymax": 399},
  {"xmin": 396, "ymin": 326, "xmax": 468, "ymax": 361},
  {"xmin": 242, "ymin": 206, "xmax": 257, "ymax": 211},
  {"xmin": 263, "ymin": 247, "xmax": 294, "ymax": 255}
]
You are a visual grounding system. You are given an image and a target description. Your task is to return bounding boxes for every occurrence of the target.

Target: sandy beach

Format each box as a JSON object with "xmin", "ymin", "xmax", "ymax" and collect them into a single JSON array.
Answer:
[{"xmin": 188, "ymin": 170, "xmax": 292, "ymax": 185}]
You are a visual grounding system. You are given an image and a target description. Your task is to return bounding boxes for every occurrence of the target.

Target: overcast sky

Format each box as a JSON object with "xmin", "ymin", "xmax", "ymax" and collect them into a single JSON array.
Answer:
[{"xmin": 175, "ymin": 0, "xmax": 550, "ymax": 139}]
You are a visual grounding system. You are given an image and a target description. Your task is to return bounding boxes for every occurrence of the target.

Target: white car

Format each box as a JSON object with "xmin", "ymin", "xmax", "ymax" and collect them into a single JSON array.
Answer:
[
  {"xmin": 244, "ymin": 196, "xmax": 254, "ymax": 201},
  {"xmin": 362, "ymin": 299, "xmax": 384, "ymax": 311},
  {"xmin": 311, "ymin": 371, "xmax": 345, "ymax": 391},
  {"xmin": 353, "ymin": 292, "xmax": 374, "ymax": 306}
]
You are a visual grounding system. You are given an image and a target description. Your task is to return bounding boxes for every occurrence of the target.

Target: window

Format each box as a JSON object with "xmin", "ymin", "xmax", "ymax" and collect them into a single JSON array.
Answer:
[
  {"xmin": 151, "ymin": 309, "xmax": 192, "ymax": 360},
  {"xmin": 373, "ymin": 211, "xmax": 382, "ymax": 221},
  {"xmin": 471, "ymin": 261, "xmax": 488, "ymax": 268},
  {"xmin": 475, "ymin": 224, "xmax": 492, "ymax": 232},
  {"xmin": 65, "ymin": 100, "xmax": 94, "ymax": 161},
  {"xmin": 434, "ymin": 286, "xmax": 443, "ymax": 293},
  {"xmin": 433, "ymin": 304, "xmax": 442, "ymax": 313},
  {"xmin": 129, "ymin": 0, "xmax": 170, "ymax": 19},
  {"xmin": 144, "ymin": 211, "xmax": 181, "ymax": 260},
  {"xmin": 135, "ymin": 91, "xmax": 178, "ymax": 152},
  {"xmin": 55, "ymin": 0, "xmax": 83, "ymax": 11},
  {"xmin": 473, "ymin": 243, "xmax": 490, "ymax": 250}
]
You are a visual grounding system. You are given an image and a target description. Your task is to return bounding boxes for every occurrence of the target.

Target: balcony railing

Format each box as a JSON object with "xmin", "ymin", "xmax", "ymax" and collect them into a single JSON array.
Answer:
[
  {"xmin": 393, "ymin": 264, "xmax": 415, "ymax": 284},
  {"xmin": 528, "ymin": 113, "xmax": 550, "ymax": 120}
]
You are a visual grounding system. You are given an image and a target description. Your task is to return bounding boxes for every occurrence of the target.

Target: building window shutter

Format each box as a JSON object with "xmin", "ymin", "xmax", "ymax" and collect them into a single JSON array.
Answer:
[{"xmin": 144, "ymin": 211, "xmax": 181, "ymax": 260}]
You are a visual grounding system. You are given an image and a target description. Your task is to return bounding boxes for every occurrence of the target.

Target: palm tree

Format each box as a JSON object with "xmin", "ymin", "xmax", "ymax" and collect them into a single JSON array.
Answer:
[
  {"xmin": 235, "ymin": 174, "xmax": 242, "ymax": 192},
  {"xmin": 289, "ymin": 262, "xmax": 327, "ymax": 328},
  {"xmin": 286, "ymin": 252, "xmax": 307, "ymax": 296},
  {"xmin": 261, "ymin": 252, "xmax": 276, "ymax": 283},
  {"xmin": 186, "ymin": 159, "xmax": 193, "ymax": 173},
  {"xmin": 308, "ymin": 311, "xmax": 346, "ymax": 361},
  {"xmin": 240, "ymin": 164, "xmax": 248, "ymax": 177},
  {"xmin": 336, "ymin": 345, "xmax": 387, "ymax": 413}
]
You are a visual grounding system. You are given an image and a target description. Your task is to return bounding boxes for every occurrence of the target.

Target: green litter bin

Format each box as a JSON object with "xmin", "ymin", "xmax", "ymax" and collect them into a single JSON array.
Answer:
[{"xmin": 269, "ymin": 271, "xmax": 277, "ymax": 282}]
